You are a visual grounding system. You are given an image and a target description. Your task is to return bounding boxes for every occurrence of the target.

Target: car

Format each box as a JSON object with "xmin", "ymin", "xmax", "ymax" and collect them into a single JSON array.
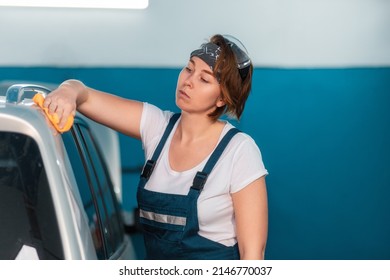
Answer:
[{"xmin": 0, "ymin": 82, "xmax": 136, "ymax": 260}]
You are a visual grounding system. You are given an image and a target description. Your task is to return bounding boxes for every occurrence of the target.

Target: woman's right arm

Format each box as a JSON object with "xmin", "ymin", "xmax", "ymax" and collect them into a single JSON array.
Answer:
[{"xmin": 43, "ymin": 79, "xmax": 143, "ymax": 139}]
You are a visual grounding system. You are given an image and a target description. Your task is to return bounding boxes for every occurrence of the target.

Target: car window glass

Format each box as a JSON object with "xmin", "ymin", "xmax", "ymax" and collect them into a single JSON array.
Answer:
[
  {"xmin": 77, "ymin": 125, "xmax": 124, "ymax": 257},
  {"xmin": 61, "ymin": 130, "xmax": 105, "ymax": 259},
  {"xmin": 0, "ymin": 132, "xmax": 63, "ymax": 260}
]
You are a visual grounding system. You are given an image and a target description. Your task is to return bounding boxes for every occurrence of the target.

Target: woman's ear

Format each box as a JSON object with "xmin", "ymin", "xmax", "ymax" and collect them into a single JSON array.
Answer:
[{"xmin": 216, "ymin": 97, "xmax": 226, "ymax": 108}]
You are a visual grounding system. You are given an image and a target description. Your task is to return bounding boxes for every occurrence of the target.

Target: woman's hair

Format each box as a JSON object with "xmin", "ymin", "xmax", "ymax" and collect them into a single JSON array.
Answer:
[{"xmin": 208, "ymin": 34, "xmax": 253, "ymax": 121}]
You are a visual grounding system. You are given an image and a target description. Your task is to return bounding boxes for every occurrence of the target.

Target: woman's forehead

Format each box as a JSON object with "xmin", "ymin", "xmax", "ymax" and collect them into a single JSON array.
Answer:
[{"xmin": 189, "ymin": 56, "xmax": 213, "ymax": 72}]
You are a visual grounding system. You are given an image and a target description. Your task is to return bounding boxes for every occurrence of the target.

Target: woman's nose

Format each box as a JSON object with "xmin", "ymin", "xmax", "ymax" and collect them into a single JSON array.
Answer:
[{"xmin": 183, "ymin": 75, "xmax": 193, "ymax": 87}]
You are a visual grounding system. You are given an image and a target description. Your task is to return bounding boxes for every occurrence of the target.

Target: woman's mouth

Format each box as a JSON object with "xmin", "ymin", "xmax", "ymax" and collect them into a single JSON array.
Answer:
[{"xmin": 178, "ymin": 90, "xmax": 190, "ymax": 99}]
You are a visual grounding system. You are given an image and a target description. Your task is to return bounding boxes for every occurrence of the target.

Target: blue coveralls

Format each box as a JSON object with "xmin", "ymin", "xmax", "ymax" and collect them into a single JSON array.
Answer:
[{"xmin": 137, "ymin": 113, "xmax": 241, "ymax": 260}]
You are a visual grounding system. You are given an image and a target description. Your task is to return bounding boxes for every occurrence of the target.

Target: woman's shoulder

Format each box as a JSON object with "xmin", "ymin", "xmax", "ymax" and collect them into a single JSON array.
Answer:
[
  {"xmin": 223, "ymin": 121, "xmax": 258, "ymax": 147},
  {"xmin": 141, "ymin": 103, "xmax": 178, "ymax": 130},
  {"xmin": 143, "ymin": 102, "xmax": 175, "ymax": 123},
  {"xmin": 140, "ymin": 103, "xmax": 177, "ymax": 143}
]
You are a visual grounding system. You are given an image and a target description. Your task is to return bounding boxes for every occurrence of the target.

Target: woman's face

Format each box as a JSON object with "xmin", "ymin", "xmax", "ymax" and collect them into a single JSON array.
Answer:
[{"xmin": 175, "ymin": 56, "xmax": 225, "ymax": 117}]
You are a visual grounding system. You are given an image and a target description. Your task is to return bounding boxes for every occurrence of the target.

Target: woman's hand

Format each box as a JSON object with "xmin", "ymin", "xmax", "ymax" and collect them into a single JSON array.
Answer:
[{"xmin": 43, "ymin": 80, "xmax": 86, "ymax": 130}]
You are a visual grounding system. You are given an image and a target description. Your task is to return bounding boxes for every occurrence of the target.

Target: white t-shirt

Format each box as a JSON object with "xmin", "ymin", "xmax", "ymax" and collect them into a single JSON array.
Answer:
[{"xmin": 140, "ymin": 103, "xmax": 268, "ymax": 246}]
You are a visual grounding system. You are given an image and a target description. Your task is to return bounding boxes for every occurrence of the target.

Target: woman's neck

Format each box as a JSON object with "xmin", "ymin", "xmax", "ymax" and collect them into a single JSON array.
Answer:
[{"xmin": 176, "ymin": 113, "xmax": 223, "ymax": 144}]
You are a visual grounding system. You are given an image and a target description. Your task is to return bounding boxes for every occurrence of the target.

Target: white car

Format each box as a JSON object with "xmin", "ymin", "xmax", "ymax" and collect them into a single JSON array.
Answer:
[{"xmin": 0, "ymin": 83, "xmax": 136, "ymax": 259}]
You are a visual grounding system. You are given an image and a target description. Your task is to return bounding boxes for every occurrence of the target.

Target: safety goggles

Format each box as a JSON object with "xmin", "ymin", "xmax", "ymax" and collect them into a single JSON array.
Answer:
[{"xmin": 190, "ymin": 35, "xmax": 251, "ymax": 81}]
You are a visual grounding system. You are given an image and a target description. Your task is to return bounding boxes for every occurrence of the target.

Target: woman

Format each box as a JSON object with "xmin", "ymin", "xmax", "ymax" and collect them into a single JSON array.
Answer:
[{"xmin": 44, "ymin": 34, "xmax": 268, "ymax": 260}]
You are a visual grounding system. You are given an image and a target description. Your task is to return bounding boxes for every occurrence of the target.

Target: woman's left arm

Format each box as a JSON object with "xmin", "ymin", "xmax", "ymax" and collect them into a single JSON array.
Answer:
[{"xmin": 232, "ymin": 176, "xmax": 268, "ymax": 260}]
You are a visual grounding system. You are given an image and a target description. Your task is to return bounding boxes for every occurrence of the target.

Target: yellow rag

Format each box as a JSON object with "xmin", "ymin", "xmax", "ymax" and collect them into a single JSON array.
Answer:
[{"xmin": 33, "ymin": 93, "xmax": 74, "ymax": 133}]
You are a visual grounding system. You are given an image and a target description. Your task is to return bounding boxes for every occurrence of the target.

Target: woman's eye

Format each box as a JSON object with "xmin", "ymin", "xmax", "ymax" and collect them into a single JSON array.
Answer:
[
  {"xmin": 185, "ymin": 67, "xmax": 192, "ymax": 72},
  {"xmin": 201, "ymin": 77, "xmax": 209, "ymax": 83}
]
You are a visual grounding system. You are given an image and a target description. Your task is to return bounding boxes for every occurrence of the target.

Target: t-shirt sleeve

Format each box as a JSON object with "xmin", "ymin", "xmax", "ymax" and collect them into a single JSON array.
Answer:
[
  {"xmin": 230, "ymin": 136, "xmax": 268, "ymax": 193},
  {"xmin": 140, "ymin": 102, "xmax": 174, "ymax": 159}
]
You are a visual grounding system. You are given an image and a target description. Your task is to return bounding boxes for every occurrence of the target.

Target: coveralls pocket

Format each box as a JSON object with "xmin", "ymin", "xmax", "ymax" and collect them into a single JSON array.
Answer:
[{"xmin": 138, "ymin": 204, "xmax": 187, "ymax": 243}]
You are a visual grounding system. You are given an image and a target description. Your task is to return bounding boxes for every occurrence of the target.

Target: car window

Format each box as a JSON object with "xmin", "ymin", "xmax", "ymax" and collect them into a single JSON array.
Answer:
[
  {"xmin": 77, "ymin": 125, "xmax": 124, "ymax": 258},
  {"xmin": 62, "ymin": 122, "xmax": 124, "ymax": 259},
  {"xmin": 0, "ymin": 132, "xmax": 64, "ymax": 260},
  {"xmin": 62, "ymin": 129, "xmax": 105, "ymax": 259}
]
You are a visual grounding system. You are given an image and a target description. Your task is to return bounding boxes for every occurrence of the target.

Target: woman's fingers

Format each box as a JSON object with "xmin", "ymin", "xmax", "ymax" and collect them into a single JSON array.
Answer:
[
  {"xmin": 48, "ymin": 101, "xmax": 58, "ymax": 115},
  {"xmin": 58, "ymin": 104, "xmax": 76, "ymax": 129},
  {"xmin": 43, "ymin": 88, "xmax": 76, "ymax": 128}
]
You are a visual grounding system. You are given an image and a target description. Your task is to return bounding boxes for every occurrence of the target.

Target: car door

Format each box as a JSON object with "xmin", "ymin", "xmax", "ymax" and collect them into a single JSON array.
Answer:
[{"xmin": 62, "ymin": 119, "xmax": 129, "ymax": 259}]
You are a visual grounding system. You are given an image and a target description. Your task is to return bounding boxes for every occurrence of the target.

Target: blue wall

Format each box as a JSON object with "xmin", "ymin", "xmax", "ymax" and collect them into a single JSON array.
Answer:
[{"xmin": 1, "ymin": 66, "xmax": 389, "ymax": 260}]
